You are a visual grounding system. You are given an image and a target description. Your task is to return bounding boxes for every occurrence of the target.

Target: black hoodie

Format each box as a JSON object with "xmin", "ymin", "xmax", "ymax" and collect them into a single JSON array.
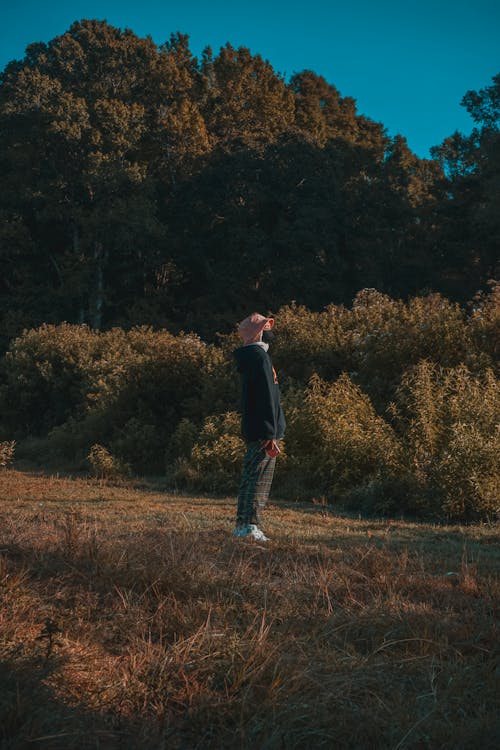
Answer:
[{"xmin": 233, "ymin": 344, "xmax": 286, "ymax": 442}]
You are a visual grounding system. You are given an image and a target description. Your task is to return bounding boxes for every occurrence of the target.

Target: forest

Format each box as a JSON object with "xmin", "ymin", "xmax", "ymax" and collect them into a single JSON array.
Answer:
[
  {"xmin": 0, "ymin": 19, "xmax": 498, "ymax": 520},
  {"xmin": 0, "ymin": 18, "xmax": 498, "ymax": 341}
]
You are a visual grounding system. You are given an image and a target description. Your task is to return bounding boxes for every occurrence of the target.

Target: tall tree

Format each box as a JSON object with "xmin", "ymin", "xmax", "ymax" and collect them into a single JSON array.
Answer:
[
  {"xmin": 290, "ymin": 70, "xmax": 386, "ymax": 153},
  {"xmin": 200, "ymin": 43, "xmax": 295, "ymax": 150},
  {"xmin": 0, "ymin": 19, "xmax": 166, "ymax": 329},
  {"xmin": 430, "ymin": 72, "xmax": 500, "ymax": 295},
  {"xmin": 143, "ymin": 32, "xmax": 210, "ymax": 193}
]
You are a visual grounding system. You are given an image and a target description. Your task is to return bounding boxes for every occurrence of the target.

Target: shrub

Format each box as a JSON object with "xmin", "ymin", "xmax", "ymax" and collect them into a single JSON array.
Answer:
[
  {"xmin": 0, "ymin": 324, "xmax": 237, "ymax": 471},
  {"xmin": 271, "ymin": 301, "xmax": 349, "ymax": 383},
  {"xmin": 0, "ymin": 323, "xmax": 98, "ymax": 436},
  {"xmin": 173, "ymin": 412, "xmax": 245, "ymax": 493},
  {"xmin": 395, "ymin": 362, "xmax": 500, "ymax": 519},
  {"xmin": 109, "ymin": 418, "xmax": 165, "ymax": 474},
  {"xmin": 167, "ymin": 418, "xmax": 199, "ymax": 463},
  {"xmin": 282, "ymin": 373, "xmax": 403, "ymax": 500},
  {"xmin": 348, "ymin": 290, "xmax": 474, "ymax": 405},
  {"xmin": 273, "ymin": 291, "xmax": 491, "ymax": 409},
  {"xmin": 469, "ymin": 280, "xmax": 500, "ymax": 366},
  {"xmin": 438, "ymin": 423, "xmax": 499, "ymax": 519},
  {"xmin": 1, "ymin": 299, "xmax": 498, "ymax": 522},
  {"xmin": 343, "ymin": 475, "xmax": 419, "ymax": 517},
  {"xmin": 0, "ymin": 440, "xmax": 15, "ymax": 469},
  {"xmin": 88, "ymin": 444, "xmax": 130, "ymax": 479}
]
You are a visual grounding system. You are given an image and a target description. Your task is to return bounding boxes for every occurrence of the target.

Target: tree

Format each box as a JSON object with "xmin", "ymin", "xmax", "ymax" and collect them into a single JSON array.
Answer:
[
  {"xmin": 430, "ymin": 72, "xmax": 500, "ymax": 295},
  {"xmin": 0, "ymin": 19, "xmax": 166, "ymax": 330},
  {"xmin": 290, "ymin": 70, "xmax": 387, "ymax": 156},
  {"xmin": 200, "ymin": 43, "xmax": 295, "ymax": 150}
]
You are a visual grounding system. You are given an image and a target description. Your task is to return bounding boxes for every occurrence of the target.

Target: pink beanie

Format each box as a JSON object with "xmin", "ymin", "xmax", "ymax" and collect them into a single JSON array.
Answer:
[{"xmin": 238, "ymin": 312, "xmax": 274, "ymax": 344}]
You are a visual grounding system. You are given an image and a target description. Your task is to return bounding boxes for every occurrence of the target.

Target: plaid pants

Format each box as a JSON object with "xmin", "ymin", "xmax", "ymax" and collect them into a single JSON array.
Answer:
[{"xmin": 236, "ymin": 441, "xmax": 276, "ymax": 526}]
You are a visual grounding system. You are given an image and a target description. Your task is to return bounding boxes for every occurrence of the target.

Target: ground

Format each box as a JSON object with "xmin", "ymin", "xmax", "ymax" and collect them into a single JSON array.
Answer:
[{"xmin": 0, "ymin": 470, "xmax": 499, "ymax": 749}]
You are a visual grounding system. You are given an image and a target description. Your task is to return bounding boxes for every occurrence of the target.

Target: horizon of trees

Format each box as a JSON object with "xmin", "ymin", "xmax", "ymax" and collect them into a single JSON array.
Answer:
[{"xmin": 0, "ymin": 18, "xmax": 498, "ymax": 345}]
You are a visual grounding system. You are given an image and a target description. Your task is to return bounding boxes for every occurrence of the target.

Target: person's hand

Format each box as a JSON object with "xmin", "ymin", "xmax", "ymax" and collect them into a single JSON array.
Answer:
[{"xmin": 261, "ymin": 439, "xmax": 281, "ymax": 458}]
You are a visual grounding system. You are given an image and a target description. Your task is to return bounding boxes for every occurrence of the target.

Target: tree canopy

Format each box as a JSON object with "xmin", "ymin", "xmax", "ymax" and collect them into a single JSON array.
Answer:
[{"xmin": 0, "ymin": 19, "xmax": 497, "ymax": 344}]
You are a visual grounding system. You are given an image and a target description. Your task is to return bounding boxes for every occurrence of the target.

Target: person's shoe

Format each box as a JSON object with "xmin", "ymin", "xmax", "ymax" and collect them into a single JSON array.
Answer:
[
  {"xmin": 232, "ymin": 524, "xmax": 269, "ymax": 541},
  {"xmin": 246, "ymin": 524, "xmax": 269, "ymax": 542},
  {"xmin": 232, "ymin": 525, "xmax": 250, "ymax": 537}
]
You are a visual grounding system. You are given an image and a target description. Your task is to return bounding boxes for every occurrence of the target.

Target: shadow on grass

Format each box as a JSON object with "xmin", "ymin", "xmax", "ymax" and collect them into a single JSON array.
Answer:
[{"xmin": 0, "ymin": 655, "xmax": 145, "ymax": 750}]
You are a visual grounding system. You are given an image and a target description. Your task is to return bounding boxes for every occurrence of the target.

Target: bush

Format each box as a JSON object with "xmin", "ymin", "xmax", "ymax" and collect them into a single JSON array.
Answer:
[
  {"xmin": 0, "ymin": 440, "xmax": 15, "ymax": 469},
  {"xmin": 1, "ymin": 298, "xmax": 498, "ymax": 522},
  {"xmin": 109, "ymin": 418, "xmax": 165, "ymax": 474},
  {"xmin": 348, "ymin": 290, "xmax": 475, "ymax": 406},
  {"xmin": 0, "ymin": 324, "xmax": 98, "ymax": 436},
  {"xmin": 88, "ymin": 443, "xmax": 130, "ymax": 479},
  {"xmin": 173, "ymin": 412, "xmax": 245, "ymax": 493},
  {"xmin": 395, "ymin": 362, "xmax": 500, "ymax": 519},
  {"xmin": 469, "ymin": 280, "xmax": 500, "ymax": 366},
  {"xmin": 270, "ymin": 302, "xmax": 349, "ymax": 383},
  {"xmin": 273, "ymin": 291, "xmax": 486, "ymax": 409},
  {"xmin": 282, "ymin": 373, "xmax": 402, "ymax": 500},
  {"xmin": 0, "ymin": 324, "xmax": 237, "ymax": 472},
  {"xmin": 166, "ymin": 418, "xmax": 199, "ymax": 463},
  {"xmin": 343, "ymin": 475, "xmax": 419, "ymax": 517}
]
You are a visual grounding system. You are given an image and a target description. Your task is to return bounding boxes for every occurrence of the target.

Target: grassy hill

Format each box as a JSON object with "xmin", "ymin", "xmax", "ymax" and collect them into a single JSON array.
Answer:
[{"xmin": 0, "ymin": 471, "xmax": 499, "ymax": 749}]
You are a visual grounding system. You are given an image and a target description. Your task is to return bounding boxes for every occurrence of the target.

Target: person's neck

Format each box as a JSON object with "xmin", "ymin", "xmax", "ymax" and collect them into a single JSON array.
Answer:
[{"xmin": 244, "ymin": 340, "xmax": 269, "ymax": 351}]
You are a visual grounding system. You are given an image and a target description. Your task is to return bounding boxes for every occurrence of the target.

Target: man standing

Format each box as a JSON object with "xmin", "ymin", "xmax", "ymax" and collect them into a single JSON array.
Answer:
[{"xmin": 232, "ymin": 312, "xmax": 286, "ymax": 541}]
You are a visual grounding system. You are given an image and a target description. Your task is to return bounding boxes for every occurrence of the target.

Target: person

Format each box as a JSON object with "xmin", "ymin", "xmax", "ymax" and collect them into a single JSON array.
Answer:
[{"xmin": 232, "ymin": 312, "xmax": 286, "ymax": 541}]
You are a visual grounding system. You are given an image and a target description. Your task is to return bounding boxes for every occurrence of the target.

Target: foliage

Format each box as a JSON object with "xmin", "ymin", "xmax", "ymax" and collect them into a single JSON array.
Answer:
[
  {"xmin": 468, "ymin": 280, "xmax": 500, "ymax": 364},
  {"xmin": 0, "ymin": 290, "xmax": 498, "ymax": 520},
  {"xmin": 87, "ymin": 443, "xmax": 129, "ymax": 478},
  {"xmin": 173, "ymin": 412, "xmax": 245, "ymax": 493},
  {"xmin": 430, "ymin": 74, "xmax": 500, "ymax": 298},
  {"xmin": 272, "ymin": 289, "xmax": 495, "ymax": 407},
  {"xmin": 394, "ymin": 362, "xmax": 500, "ymax": 519},
  {"xmin": 282, "ymin": 373, "xmax": 402, "ymax": 500},
  {"xmin": 1, "ymin": 20, "xmax": 497, "ymax": 340},
  {"xmin": 0, "ymin": 323, "xmax": 98, "ymax": 435},
  {"xmin": 0, "ymin": 323, "xmax": 235, "ymax": 472},
  {"xmin": 0, "ymin": 440, "xmax": 15, "ymax": 469}
]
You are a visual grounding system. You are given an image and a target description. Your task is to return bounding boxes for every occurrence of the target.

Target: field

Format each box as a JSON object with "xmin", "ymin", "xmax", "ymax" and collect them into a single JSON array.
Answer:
[{"xmin": 0, "ymin": 470, "xmax": 499, "ymax": 749}]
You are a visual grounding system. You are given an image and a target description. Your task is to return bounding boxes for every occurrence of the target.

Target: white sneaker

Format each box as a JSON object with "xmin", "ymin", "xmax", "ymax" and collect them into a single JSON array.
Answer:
[
  {"xmin": 233, "ymin": 524, "xmax": 269, "ymax": 541},
  {"xmin": 246, "ymin": 524, "xmax": 269, "ymax": 542}
]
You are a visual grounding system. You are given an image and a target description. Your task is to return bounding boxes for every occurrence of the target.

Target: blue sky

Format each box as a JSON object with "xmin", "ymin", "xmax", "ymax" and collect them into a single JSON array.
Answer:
[{"xmin": 1, "ymin": 0, "xmax": 498, "ymax": 158}]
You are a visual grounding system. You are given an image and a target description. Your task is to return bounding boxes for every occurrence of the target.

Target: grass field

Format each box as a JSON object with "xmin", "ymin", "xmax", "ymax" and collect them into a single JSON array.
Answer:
[{"xmin": 0, "ymin": 470, "xmax": 499, "ymax": 749}]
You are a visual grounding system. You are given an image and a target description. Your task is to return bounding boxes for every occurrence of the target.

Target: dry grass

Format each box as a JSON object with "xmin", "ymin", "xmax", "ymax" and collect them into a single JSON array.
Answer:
[{"xmin": 0, "ymin": 470, "xmax": 499, "ymax": 749}]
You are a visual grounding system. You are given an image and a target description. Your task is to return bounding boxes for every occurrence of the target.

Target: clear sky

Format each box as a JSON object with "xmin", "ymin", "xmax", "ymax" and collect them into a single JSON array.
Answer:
[{"xmin": 1, "ymin": 0, "xmax": 498, "ymax": 158}]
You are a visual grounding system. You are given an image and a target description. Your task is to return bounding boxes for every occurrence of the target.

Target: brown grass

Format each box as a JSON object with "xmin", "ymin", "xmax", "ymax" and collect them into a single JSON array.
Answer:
[{"xmin": 0, "ymin": 470, "xmax": 499, "ymax": 749}]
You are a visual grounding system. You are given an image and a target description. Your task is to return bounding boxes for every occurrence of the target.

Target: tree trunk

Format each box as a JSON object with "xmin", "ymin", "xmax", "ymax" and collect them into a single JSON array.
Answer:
[
  {"xmin": 91, "ymin": 241, "xmax": 106, "ymax": 329},
  {"xmin": 72, "ymin": 225, "xmax": 86, "ymax": 324}
]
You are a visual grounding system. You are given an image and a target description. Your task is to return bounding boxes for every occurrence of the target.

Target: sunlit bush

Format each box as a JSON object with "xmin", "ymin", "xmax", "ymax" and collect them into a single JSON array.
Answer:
[
  {"xmin": 273, "ymin": 291, "xmax": 487, "ymax": 407},
  {"xmin": 173, "ymin": 412, "xmax": 245, "ymax": 493},
  {"xmin": 1, "ymin": 298, "xmax": 498, "ymax": 521},
  {"xmin": 0, "ymin": 324, "xmax": 236, "ymax": 472},
  {"xmin": 469, "ymin": 280, "xmax": 500, "ymax": 366},
  {"xmin": 0, "ymin": 323, "xmax": 98, "ymax": 435},
  {"xmin": 88, "ymin": 443, "xmax": 130, "ymax": 479},
  {"xmin": 395, "ymin": 362, "xmax": 500, "ymax": 519},
  {"xmin": 282, "ymin": 373, "xmax": 403, "ymax": 500},
  {"xmin": 0, "ymin": 440, "xmax": 15, "ymax": 469}
]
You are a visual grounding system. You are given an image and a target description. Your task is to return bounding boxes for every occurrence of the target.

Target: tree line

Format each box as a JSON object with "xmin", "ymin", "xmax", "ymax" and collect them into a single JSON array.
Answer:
[{"xmin": 0, "ymin": 18, "xmax": 498, "ymax": 346}]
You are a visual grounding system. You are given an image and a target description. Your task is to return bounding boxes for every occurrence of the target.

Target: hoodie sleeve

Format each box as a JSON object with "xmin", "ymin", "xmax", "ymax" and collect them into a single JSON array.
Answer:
[{"xmin": 254, "ymin": 355, "xmax": 279, "ymax": 439}]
